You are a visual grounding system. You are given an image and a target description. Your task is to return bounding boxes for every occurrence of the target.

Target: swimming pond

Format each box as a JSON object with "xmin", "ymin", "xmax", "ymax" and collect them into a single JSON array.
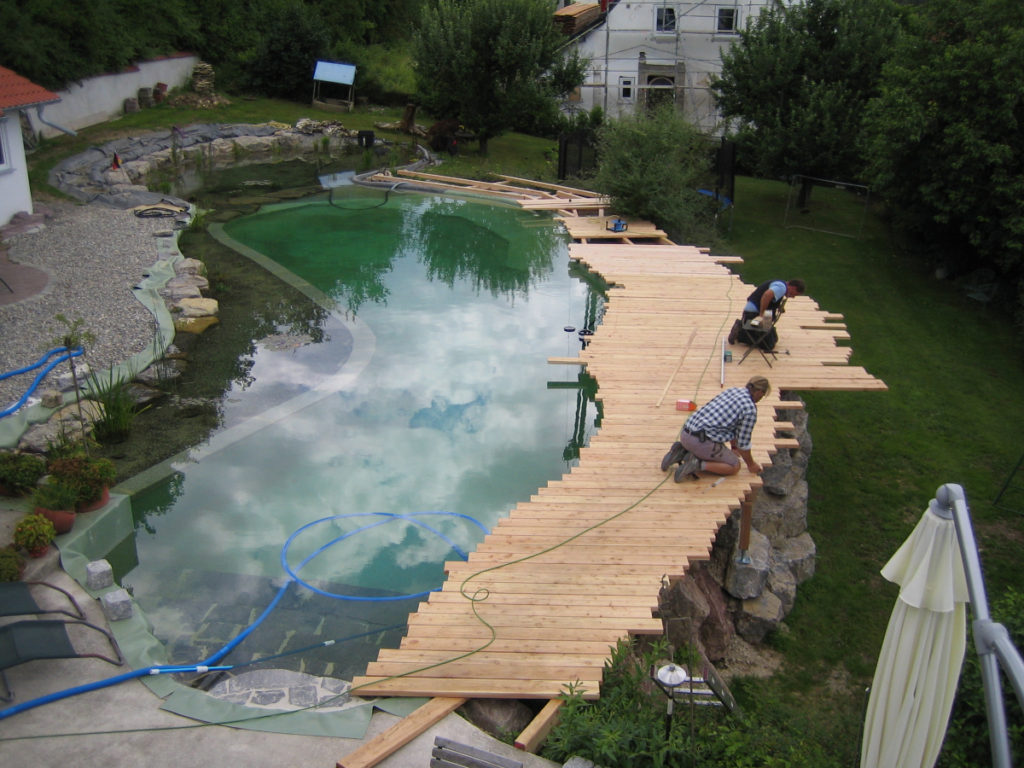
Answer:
[{"xmin": 123, "ymin": 186, "xmax": 604, "ymax": 681}]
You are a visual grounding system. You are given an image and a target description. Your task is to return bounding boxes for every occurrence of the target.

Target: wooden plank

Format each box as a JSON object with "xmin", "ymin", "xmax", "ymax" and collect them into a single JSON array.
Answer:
[
  {"xmin": 515, "ymin": 699, "xmax": 564, "ymax": 753},
  {"xmin": 497, "ymin": 175, "xmax": 599, "ymax": 197},
  {"xmin": 351, "ymin": 677, "xmax": 601, "ymax": 700},
  {"xmin": 405, "ymin": 613, "xmax": 663, "ymax": 631},
  {"xmin": 364, "ymin": 659, "xmax": 605, "ymax": 681},
  {"xmin": 396, "ymin": 636, "xmax": 619, "ymax": 655},
  {"xmin": 337, "ymin": 697, "xmax": 465, "ymax": 768}
]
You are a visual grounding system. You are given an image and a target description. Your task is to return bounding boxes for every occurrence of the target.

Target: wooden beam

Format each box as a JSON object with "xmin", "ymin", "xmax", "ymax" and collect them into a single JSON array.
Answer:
[
  {"xmin": 515, "ymin": 699, "xmax": 565, "ymax": 753},
  {"xmin": 336, "ymin": 697, "xmax": 465, "ymax": 768}
]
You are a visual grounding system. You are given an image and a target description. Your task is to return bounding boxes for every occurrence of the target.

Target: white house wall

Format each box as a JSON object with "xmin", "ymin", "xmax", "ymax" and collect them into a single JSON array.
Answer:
[
  {"xmin": 0, "ymin": 113, "xmax": 33, "ymax": 224},
  {"xmin": 569, "ymin": 1, "xmax": 772, "ymax": 131}
]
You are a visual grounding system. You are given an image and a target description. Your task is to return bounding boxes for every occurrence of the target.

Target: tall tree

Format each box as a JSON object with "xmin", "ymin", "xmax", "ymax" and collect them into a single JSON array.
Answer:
[
  {"xmin": 862, "ymin": 0, "xmax": 1024, "ymax": 319},
  {"xmin": 411, "ymin": 0, "xmax": 586, "ymax": 154},
  {"xmin": 712, "ymin": 0, "xmax": 902, "ymax": 181},
  {"xmin": 244, "ymin": 0, "xmax": 331, "ymax": 99}
]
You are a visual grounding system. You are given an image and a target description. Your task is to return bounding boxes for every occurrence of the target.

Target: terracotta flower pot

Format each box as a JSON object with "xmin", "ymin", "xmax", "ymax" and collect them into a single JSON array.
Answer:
[
  {"xmin": 76, "ymin": 486, "xmax": 110, "ymax": 514},
  {"xmin": 27, "ymin": 544, "xmax": 50, "ymax": 558},
  {"xmin": 35, "ymin": 506, "xmax": 75, "ymax": 535}
]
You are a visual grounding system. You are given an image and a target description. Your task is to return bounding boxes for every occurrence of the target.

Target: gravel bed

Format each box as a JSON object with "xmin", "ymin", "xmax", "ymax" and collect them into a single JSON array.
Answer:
[{"xmin": 0, "ymin": 200, "xmax": 172, "ymax": 410}]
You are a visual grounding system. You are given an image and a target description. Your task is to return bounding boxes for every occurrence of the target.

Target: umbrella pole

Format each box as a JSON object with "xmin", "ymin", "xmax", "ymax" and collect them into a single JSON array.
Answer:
[{"xmin": 936, "ymin": 484, "xmax": 1024, "ymax": 768}]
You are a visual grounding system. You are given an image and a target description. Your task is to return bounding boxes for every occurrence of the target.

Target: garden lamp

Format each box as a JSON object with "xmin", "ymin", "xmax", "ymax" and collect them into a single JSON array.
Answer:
[{"xmin": 652, "ymin": 663, "xmax": 689, "ymax": 739}]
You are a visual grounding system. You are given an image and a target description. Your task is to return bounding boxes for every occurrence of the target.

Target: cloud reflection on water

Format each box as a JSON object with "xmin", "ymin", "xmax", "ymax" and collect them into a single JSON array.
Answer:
[{"xmin": 127, "ymin": 192, "xmax": 602, "ymax": 672}]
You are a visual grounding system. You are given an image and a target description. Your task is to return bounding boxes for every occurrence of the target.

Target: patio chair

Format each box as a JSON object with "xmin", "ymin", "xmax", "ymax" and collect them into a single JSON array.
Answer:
[
  {"xmin": 0, "ymin": 580, "xmax": 85, "ymax": 621},
  {"xmin": 0, "ymin": 619, "xmax": 124, "ymax": 701}
]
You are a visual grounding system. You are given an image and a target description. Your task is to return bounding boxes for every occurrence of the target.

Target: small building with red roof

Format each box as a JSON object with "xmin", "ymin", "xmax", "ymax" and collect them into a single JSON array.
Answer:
[{"xmin": 0, "ymin": 66, "xmax": 60, "ymax": 226}]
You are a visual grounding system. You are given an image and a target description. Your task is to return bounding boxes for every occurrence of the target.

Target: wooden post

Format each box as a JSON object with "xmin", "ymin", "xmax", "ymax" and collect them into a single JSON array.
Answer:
[{"xmin": 738, "ymin": 490, "xmax": 755, "ymax": 563}]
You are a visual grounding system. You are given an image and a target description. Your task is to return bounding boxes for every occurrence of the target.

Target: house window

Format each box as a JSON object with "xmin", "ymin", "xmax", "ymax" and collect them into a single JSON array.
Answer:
[
  {"xmin": 655, "ymin": 7, "xmax": 676, "ymax": 33},
  {"xmin": 619, "ymin": 77, "xmax": 633, "ymax": 101},
  {"xmin": 0, "ymin": 117, "xmax": 9, "ymax": 173},
  {"xmin": 717, "ymin": 7, "xmax": 739, "ymax": 33}
]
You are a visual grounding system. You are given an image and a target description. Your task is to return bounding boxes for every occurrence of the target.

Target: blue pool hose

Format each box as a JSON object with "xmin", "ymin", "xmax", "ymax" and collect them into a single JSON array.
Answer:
[
  {"xmin": 0, "ymin": 511, "xmax": 486, "ymax": 720},
  {"xmin": 0, "ymin": 346, "xmax": 84, "ymax": 419}
]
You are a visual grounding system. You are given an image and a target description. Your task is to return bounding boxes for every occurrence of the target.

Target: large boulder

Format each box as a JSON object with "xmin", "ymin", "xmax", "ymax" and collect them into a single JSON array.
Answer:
[
  {"xmin": 735, "ymin": 590, "xmax": 784, "ymax": 643},
  {"xmin": 778, "ymin": 532, "xmax": 817, "ymax": 585},
  {"xmin": 751, "ymin": 479, "xmax": 808, "ymax": 546},
  {"xmin": 724, "ymin": 528, "xmax": 771, "ymax": 599},
  {"xmin": 460, "ymin": 698, "xmax": 534, "ymax": 739}
]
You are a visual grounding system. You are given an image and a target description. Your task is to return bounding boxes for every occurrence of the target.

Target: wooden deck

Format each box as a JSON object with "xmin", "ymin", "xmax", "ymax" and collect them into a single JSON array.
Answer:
[{"xmin": 351, "ymin": 176, "xmax": 885, "ymax": 703}]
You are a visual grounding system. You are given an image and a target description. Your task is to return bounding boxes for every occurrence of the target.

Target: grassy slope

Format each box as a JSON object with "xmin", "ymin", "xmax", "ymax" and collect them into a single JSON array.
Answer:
[
  {"xmin": 28, "ymin": 104, "xmax": 1024, "ymax": 762},
  {"xmin": 721, "ymin": 176, "xmax": 1024, "ymax": 762}
]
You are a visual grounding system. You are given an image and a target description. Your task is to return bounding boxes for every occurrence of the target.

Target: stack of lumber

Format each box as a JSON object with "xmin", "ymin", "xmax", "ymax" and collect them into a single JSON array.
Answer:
[{"xmin": 553, "ymin": 3, "xmax": 603, "ymax": 35}]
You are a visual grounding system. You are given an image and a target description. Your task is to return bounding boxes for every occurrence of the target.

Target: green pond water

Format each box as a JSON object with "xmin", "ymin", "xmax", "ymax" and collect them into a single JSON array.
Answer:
[{"xmin": 122, "ymin": 179, "xmax": 604, "ymax": 680}]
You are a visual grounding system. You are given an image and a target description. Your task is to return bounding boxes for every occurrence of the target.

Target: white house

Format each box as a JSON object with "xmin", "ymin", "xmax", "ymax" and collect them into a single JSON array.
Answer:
[
  {"xmin": 561, "ymin": 0, "xmax": 774, "ymax": 131},
  {"xmin": 0, "ymin": 66, "xmax": 60, "ymax": 226}
]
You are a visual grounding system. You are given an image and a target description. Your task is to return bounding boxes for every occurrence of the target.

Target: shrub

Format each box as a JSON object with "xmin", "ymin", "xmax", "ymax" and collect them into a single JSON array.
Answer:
[
  {"xmin": 31, "ymin": 478, "xmax": 80, "ymax": 511},
  {"xmin": 0, "ymin": 546, "xmax": 25, "ymax": 581},
  {"xmin": 542, "ymin": 638, "xmax": 837, "ymax": 767},
  {"xmin": 0, "ymin": 452, "xmax": 47, "ymax": 495},
  {"xmin": 594, "ymin": 104, "xmax": 719, "ymax": 245},
  {"xmin": 48, "ymin": 456, "xmax": 116, "ymax": 506},
  {"xmin": 13, "ymin": 514, "xmax": 57, "ymax": 554}
]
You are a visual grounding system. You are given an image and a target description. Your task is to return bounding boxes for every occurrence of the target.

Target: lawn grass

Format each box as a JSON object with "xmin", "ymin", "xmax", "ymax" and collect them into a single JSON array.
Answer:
[
  {"xmin": 721, "ymin": 175, "xmax": 1024, "ymax": 763},
  {"xmin": 25, "ymin": 103, "xmax": 1024, "ymax": 763}
]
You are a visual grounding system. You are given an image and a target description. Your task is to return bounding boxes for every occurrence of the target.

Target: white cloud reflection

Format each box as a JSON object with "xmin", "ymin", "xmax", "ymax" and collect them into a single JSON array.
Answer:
[{"xmin": 131, "ymin": 196, "xmax": 598, "ymax": 646}]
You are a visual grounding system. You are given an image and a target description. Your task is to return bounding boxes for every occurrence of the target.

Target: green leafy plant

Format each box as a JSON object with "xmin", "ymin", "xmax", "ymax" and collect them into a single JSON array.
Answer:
[
  {"xmin": 44, "ymin": 429, "xmax": 93, "ymax": 461},
  {"xmin": 51, "ymin": 314, "xmax": 96, "ymax": 457},
  {"xmin": 87, "ymin": 369, "xmax": 142, "ymax": 443},
  {"xmin": 48, "ymin": 455, "xmax": 116, "ymax": 506},
  {"xmin": 0, "ymin": 452, "xmax": 47, "ymax": 495},
  {"xmin": 542, "ymin": 638, "xmax": 833, "ymax": 767},
  {"xmin": 0, "ymin": 546, "xmax": 26, "ymax": 582},
  {"xmin": 13, "ymin": 514, "xmax": 57, "ymax": 555},
  {"xmin": 30, "ymin": 477, "xmax": 80, "ymax": 512}
]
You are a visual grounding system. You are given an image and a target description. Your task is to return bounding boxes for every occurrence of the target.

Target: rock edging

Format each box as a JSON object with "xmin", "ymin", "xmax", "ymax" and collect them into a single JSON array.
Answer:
[{"xmin": 657, "ymin": 392, "xmax": 816, "ymax": 664}]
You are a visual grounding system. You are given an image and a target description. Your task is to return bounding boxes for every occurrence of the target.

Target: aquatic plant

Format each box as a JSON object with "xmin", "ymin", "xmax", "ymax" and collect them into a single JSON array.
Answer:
[{"xmin": 87, "ymin": 369, "xmax": 141, "ymax": 443}]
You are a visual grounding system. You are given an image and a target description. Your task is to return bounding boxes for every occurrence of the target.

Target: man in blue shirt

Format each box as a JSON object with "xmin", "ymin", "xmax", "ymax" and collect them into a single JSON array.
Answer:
[
  {"xmin": 728, "ymin": 279, "xmax": 805, "ymax": 350},
  {"xmin": 660, "ymin": 376, "xmax": 771, "ymax": 483},
  {"xmin": 742, "ymin": 279, "xmax": 805, "ymax": 323}
]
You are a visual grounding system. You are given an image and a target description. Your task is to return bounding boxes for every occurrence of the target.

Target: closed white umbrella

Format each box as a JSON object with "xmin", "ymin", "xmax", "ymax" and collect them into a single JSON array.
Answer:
[{"xmin": 860, "ymin": 498, "xmax": 970, "ymax": 768}]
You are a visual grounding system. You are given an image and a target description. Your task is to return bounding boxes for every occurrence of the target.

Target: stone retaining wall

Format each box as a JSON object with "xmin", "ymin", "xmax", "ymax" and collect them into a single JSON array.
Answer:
[
  {"xmin": 48, "ymin": 120, "xmax": 377, "ymax": 209},
  {"xmin": 658, "ymin": 393, "xmax": 816, "ymax": 661}
]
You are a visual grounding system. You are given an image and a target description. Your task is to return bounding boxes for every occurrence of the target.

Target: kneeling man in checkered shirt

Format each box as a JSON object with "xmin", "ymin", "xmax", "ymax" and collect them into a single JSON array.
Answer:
[{"xmin": 660, "ymin": 376, "xmax": 771, "ymax": 483}]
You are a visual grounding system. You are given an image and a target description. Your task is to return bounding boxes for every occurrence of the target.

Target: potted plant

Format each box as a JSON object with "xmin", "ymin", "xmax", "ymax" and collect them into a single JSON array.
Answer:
[
  {"xmin": 48, "ymin": 455, "xmax": 117, "ymax": 512},
  {"xmin": 0, "ymin": 545, "xmax": 26, "ymax": 581},
  {"xmin": 13, "ymin": 513, "xmax": 57, "ymax": 558},
  {"xmin": 31, "ymin": 478, "xmax": 79, "ymax": 534},
  {"xmin": 0, "ymin": 452, "xmax": 46, "ymax": 496}
]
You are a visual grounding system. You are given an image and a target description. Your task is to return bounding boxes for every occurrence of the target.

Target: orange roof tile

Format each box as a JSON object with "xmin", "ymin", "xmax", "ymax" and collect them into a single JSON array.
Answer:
[{"xmin": 0, "ymin": 66, "xmax": 60, "ymax": 115}]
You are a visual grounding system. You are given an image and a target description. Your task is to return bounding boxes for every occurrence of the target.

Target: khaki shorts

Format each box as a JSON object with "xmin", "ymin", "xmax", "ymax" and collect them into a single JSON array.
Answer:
[{"xmin": 678, "ymin": 430, "xmax": 740, "ymax": 467}]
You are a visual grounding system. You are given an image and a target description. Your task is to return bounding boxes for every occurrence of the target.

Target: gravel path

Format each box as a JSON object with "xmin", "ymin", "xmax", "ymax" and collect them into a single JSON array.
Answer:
[{"xmin": 0, "ymin": 200, "xmax": 172, "ymax": 409}]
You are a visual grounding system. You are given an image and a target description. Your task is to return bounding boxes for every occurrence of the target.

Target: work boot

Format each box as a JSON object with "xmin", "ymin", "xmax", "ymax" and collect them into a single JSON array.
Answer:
[
  {"xmin": 661, "ymin": 442, "xmax": 687, "ymax": 472},
  {"xmin": 674, "ymin": 454, "xmax": 701, "ymax": 482}
]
